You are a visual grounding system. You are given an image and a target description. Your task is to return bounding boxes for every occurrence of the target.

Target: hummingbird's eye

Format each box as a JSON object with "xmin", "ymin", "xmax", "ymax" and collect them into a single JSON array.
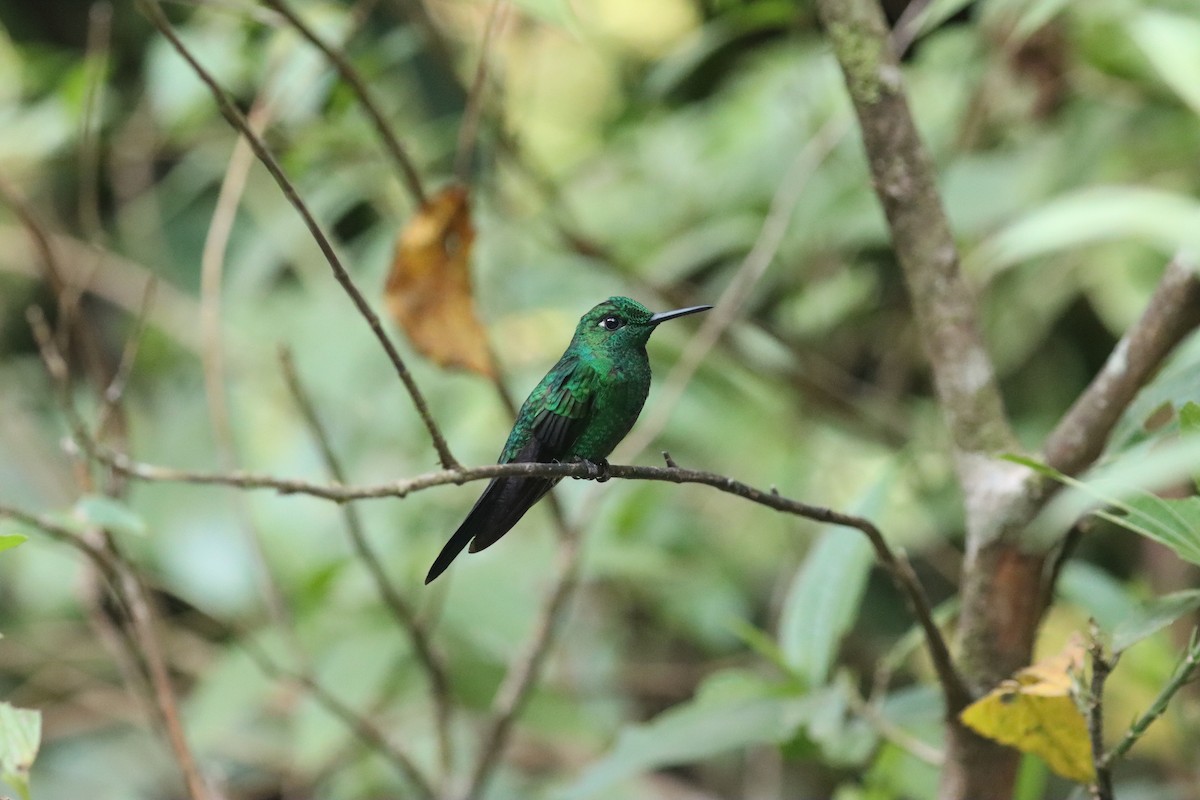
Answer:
[{"xmin": 599, "ymin": 315, "xmax": 624, "ymax": 331}]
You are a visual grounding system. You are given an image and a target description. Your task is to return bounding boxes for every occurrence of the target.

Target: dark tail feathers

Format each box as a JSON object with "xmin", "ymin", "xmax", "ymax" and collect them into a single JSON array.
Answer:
[{"xmin": 424, "ymin": 476, "xmax": 554, "ymax": 584}]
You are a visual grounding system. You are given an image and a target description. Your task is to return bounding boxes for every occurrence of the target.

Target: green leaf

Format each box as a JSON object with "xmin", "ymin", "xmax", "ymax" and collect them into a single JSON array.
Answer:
[
  {"xmin": 0, "ymin": 702, "xmax": 41, "ymax": 800},
  {"xmin": 559, "ymin": 670, "xmax": 807, "ymax": 800},
  {"xmin": 1058, "ymin": 562, "xmax": 1139, "ymax": 632},
  {"xmin": 1094, "ymin": 495, "xmax": 1200, "ymax": 567},
  {"xmin": 1179, "ymin": 401, "xmax": 1200, "ymax": 437},
  {"xmin": 74, "ymin": 494, "xmax": 146, "ymax": 537},
  {"xmin": 1129, "ymin": 10, "xmax": 1200, "ymax": 116},
  {"xmin": 1112, "ymin": 590, "xmax": 1200, "ymax": 654},
  {"xmin": 968, "ymin": 186, "xmax": 1200, "ymax": 274},
  {"xmin": 0, "ymin": 533, "xmax": 27, "ymax": 555},
  {"xmin": 1006, "ymin": 438, "xmax": 1200, "ymax": 554},
  {"xmin": 725, "ymin": 617, "xmax": 793, "ymax": 675},
  {"xmin": 1008, "ymin": 0, "xmax": 1073, "ymax": 42},
  {"xmin": 777, "ymin": 472, "xmax": 889, "ymax": 686}
]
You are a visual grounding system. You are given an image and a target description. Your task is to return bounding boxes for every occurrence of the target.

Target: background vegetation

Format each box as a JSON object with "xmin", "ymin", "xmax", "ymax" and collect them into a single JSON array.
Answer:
[{"xmin": 2, "ymin": 0, "xmax": 1200, "ymax": 798}]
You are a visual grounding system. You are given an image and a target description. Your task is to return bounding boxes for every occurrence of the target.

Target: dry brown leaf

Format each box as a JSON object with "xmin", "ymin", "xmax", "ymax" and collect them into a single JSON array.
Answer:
[{"xmin": 385, "ymin": 185, "xmax": 495, "ymax": 377}]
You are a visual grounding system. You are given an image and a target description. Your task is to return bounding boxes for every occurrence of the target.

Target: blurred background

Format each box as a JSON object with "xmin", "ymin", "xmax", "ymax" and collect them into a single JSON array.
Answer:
[{"xmin": 1, "ymin": 0, "xmax": 1199, "ymax": 797}]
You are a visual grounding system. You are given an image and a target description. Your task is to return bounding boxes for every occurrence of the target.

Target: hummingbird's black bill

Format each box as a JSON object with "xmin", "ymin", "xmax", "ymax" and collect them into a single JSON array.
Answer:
[{"xmin": 648, "ymin": 305, "xmax": 713, "ymax": 325}]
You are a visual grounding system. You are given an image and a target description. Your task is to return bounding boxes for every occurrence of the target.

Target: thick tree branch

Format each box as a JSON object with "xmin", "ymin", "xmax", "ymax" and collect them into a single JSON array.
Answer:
[
  {"xmin": 1044, "ymin": 254, "xmax": 1200, "ymax": 476},
  {"xmin": 136, "ymin": 0, "xmax": 459, "ymax": 470},
  {"xmin": 814, "ymin": 0, "xmax": 1016, "ymax": 490}
]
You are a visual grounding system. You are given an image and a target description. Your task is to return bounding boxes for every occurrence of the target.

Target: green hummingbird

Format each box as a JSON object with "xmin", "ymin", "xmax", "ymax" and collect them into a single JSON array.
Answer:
[{"xmin": 425, "ymin": 296, "xmax": 712, "ymax": 583}]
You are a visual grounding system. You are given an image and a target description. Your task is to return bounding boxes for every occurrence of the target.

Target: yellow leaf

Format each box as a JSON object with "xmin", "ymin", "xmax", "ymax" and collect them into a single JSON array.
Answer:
[
  {"xmin": 959, "ymin": 634, "xmax": 1095, "ymax": 784},
  {"xmin": 384, "ymin": 185, "xmax": 495, "ymax": 377}
]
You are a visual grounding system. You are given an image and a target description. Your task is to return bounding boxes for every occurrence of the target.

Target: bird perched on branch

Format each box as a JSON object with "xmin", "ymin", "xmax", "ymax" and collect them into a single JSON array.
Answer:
[{"xmin": 425, "ymin": 296, "xmax": 711, "ymax": 583}]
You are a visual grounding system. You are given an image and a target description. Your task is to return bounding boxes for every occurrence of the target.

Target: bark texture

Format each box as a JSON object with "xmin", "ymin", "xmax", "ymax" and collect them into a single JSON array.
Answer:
[{"xmin": 813, "ymin": 2, "xmax": 1200, "ymax": 797}]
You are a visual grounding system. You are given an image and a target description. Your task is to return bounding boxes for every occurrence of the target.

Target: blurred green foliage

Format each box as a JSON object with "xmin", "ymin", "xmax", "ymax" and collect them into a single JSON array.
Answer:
[{"xmin": 1, "ymin": 0, "xmax": 1200, "ymax": 798}]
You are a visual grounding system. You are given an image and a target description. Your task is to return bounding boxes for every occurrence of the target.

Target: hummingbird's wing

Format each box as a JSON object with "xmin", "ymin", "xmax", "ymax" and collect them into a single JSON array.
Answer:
[{"xmin": 424, "ymin": 358, "xmax": 597, "ymax": 584}]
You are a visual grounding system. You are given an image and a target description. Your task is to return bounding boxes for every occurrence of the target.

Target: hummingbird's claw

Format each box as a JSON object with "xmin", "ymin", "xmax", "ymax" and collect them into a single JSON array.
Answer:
[
  {"xmin": 593, "ymin": 458, "xmax": 611, "ymax": 483},
  {"xmin": 568, "ymin": 456, "xmax": 610, "ymax": 482}
]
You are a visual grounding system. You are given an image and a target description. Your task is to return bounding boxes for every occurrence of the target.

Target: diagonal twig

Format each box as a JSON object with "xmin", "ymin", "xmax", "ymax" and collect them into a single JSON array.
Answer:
[
  {"xmin": 615, "ymin": 115, "xmax": 848, "ymax": 463},
  {"xmin": 1101, "ymin": 629, "xmax": 1200, "ymax": 769},
  {"xmin": 453, "ymin": 0, "xmax": 508, "ymax": 183},
  {"xmin": 0, "ymin": 499, "xmax": 436, "ymax": 800},
  {"xmin": 278, "ymin": 346, "xmax": 455, "ymax": 777},
  {"xmin": 260, "ymin": 0, "xmax": 427, "ymax": 205},
  {"xmin": 26, "ymin": 309, "xmax": 212, "ymax": 800},
  {"xmin": 136, "ymin": 0, "xmax": 459, "ymax": 470},
  {"xmin": 461, "ymin": 527, "xmax": 581, "ymax": 800},
  {"xmin": 195, "ymin": 63, "xmax": 311, "ymax": 664}
]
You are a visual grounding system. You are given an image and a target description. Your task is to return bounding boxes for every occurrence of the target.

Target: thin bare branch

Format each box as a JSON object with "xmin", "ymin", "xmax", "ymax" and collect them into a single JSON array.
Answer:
[
  {"xmin": 79, "ymin": 1, "xmax": 113, "ymax": 240},
  {"xmin": 0, "ymin": 500, "xmax": 437, "ymax": 800},
  {"xmin": 136, "ymin": 0, "xmax": 459, "ymax": 470},
  {"xmin": 845, "ymin": 679, "xmax": 945, "ymax": 766},
  {"xmin": 261, "ymin": 0, "xmax": 428, "ymax": 205},
  {"xmin": 616, "ymin": 116, "xmax": 848, "ymax": 462},
  {"xmin": 89, "ymin": 444, "xmax": 966, "ymax": 709},
  {"xmin": 1087, "ymin": 623, "xmax": 1115, "ymax": 800},
  {"xmin": 453, "ymin": 0, "xmax": 508, "ymax": 183},
  {"xmin": 235, "ymin": 636, "xmax": 438, "ymax": 799},
  {"xmin": 113, "ymin": 550, "xmax": 211, "ymax": 800},
  {"xmin": 462, "ymin": 522, "xmax": 581, "ymax": 800},
  {"xmin": 0, "ymin": 503, "xmax": 115, "ymax": 574},
  {"xmin": 26, "ymin": 314, "xmax": 211, "ymax": 800},
  {"xmin": 196, "ymin": 68, "xmax": 315, "ymax": 672},
  {"xmin": 278, "ymin": 346, "xmax": 454, "ymax": 776}
]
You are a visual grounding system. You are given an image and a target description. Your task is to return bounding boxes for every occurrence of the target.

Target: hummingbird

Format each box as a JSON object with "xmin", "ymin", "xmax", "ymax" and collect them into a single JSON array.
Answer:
[{"xmin": 425, "ymin": 296, "xmax": 712, "ymax": 583}]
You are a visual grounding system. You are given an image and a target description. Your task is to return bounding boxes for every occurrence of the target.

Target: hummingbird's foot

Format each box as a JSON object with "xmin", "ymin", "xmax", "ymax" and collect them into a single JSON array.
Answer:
[
  {"xmin": 592, "ymin": 458, "xmax": 611, "ymax": 483},
  {"xmin": 568, "ymin": 456, "xmax": 611, "ymax": 483}
]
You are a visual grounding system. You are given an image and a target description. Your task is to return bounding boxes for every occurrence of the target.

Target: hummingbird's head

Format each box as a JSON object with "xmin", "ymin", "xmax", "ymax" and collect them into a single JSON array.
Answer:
[{"xmin": 574, "ymin": 296, "xmax": 712, "ymax": 354}]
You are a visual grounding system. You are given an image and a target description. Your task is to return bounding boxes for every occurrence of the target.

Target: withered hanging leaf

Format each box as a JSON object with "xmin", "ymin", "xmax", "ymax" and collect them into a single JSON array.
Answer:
[
  {"xmin": 384, "ymin": 185, "xmax": 495, "ymax": 377},
  {"xmin": 959, "ymin": 634, "xmax": 1095, "ymax": 784}
]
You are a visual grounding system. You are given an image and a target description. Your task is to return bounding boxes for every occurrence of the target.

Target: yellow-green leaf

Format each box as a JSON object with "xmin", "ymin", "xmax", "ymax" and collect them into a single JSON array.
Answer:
[{"xmin": 959, "ymin": 635, "xmax": 1095, "ymax": 784}]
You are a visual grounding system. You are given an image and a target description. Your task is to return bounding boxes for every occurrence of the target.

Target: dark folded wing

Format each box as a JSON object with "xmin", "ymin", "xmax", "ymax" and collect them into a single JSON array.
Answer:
[
  {"xmin": 424, "ymin": 358, "xmax": 600, "ymax": 583},
  {"xmin": 464, "ymin": 360, "xmax": 597, "ymax": 553}
]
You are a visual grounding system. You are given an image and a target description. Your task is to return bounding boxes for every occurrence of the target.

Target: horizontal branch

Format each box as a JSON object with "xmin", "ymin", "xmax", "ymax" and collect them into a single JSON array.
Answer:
[{"xmin": 93, "ymin": 447, "xmax": 970, "ymax": 711}]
